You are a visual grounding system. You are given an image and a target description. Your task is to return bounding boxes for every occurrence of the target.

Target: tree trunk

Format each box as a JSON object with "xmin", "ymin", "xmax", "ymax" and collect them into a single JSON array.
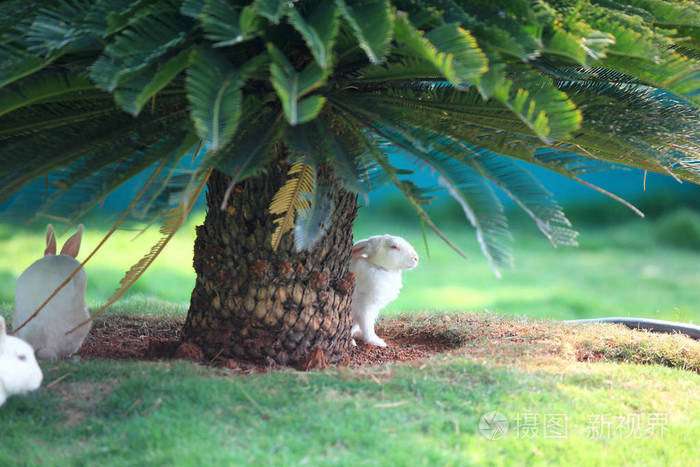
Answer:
[{"xmin": 182, "ymin": 151, "xmax": 358, "ymax": 366}]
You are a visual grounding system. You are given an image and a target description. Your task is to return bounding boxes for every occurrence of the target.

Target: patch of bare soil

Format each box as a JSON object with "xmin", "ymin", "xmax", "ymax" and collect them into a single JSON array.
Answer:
[
  {"xmin": 78, "ymin": 315, "xmax": 455, "ymax": 373},
  {"xmin": 45, "ymin": 381, "xmax": 114, "ymax": 427}
]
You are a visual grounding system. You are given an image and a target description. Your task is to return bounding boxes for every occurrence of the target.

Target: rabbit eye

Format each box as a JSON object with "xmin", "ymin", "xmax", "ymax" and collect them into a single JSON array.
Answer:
[
  {"xmin": 390, "ymin": 245, "xmax": 399, "ymax": 250},
  {"xmin": 18, "ymin": 355, "xmax": 27, "ymax": 361}
]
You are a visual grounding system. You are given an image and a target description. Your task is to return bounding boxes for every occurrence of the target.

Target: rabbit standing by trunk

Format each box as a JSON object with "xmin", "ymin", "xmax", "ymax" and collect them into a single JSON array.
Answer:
[
  {"xmin": 13, "ymin": 225, "xmax": 91, "ymax": 359},
  {"xmin": 0, "ymin": 315, "xmax": 43, "ymax": 407},
  {"xmin": 350, "ymin": 235, "xmax": 419, "ymax": 347}
]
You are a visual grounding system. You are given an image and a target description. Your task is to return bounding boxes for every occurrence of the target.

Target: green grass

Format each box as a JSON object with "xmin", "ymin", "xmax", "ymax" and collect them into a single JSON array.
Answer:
[
  {"xmin": 0, "ymin": 208, "xmax": 698, "ymax": 323},
  {"xmin": 1, "ymin": 209, "xmax": 699, "ymax": 465},
  {"xmin": 1, "ymin": 311, "xmax": 699, "ymax": 466}
]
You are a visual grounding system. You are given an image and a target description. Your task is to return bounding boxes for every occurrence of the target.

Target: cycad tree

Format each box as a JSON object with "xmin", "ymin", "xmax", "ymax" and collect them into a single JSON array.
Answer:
[{"xmin": 1, "ymin": 0, "xmax": 698, "ymax": 365}]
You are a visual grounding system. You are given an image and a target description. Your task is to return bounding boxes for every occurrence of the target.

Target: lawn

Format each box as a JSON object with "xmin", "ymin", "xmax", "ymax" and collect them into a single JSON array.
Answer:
[
  {"xmin": 0, "ymin": 205, "xmax": 698, "ymax": 465},
  {"xmin": 0, "ymin": 311, "xmax": 698, "ymax": 466}
]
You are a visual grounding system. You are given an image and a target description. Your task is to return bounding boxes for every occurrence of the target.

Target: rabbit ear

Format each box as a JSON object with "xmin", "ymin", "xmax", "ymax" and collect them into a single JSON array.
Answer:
[
  {"xmin": 44, "ymin": 224, "xmax": 56, "ymax": 256},
  {"xmin": 60, "ymin": 224, "xmax": 83, "ymax": 258},
  {"xmin": 352, "ymin": 246, "xmax": 366, "ymax": 256},
  {"xmin": 352, "ymin": 239, "xmax": 373, "ymax": 258},
  {"xmin": 0, "ymin": 316, "xmax": 6, "ymax": 350}
]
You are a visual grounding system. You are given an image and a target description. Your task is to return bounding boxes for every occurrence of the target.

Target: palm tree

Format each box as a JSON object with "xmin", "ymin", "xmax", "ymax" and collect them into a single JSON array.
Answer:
[{"xmin": 1, "ymin": 0, "xmax": 698, "ymax": 365}]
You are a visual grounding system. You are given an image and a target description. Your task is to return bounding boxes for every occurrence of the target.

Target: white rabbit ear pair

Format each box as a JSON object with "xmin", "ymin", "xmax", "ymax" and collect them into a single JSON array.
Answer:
[{"xmin": 44, "ymin": 224, "xmax": 83, "ymax": 258}]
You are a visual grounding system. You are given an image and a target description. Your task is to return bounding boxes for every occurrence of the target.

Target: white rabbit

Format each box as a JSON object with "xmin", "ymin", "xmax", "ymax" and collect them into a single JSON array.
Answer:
[
  {"xmin": 0, "ymin": 315, "xmax": 43, "ymax": 407},
  {"xmin": 13, "ymin": 224, "xmax": 91, "ymax": 359},
  {"xmin": 349, "ymin": 234, "xmax": 419, "ymax": 347}
]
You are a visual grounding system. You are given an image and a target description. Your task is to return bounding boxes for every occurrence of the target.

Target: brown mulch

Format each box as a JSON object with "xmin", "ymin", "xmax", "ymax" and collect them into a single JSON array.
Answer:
[{"xmin": 78, "ymin": 315, "xmax": 454, "ymax": 373}]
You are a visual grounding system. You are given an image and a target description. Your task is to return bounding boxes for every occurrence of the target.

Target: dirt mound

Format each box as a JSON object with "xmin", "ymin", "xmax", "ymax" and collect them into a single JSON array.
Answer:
[{"xmin": 78, "ymin": 315, "xmax": 454, "ymax": 373}]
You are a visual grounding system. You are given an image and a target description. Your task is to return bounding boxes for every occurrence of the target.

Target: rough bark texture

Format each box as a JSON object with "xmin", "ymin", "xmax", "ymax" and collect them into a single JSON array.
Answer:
[{"xmin": 183, "ymin": 153, "xmax": 358, "ymax": 366}]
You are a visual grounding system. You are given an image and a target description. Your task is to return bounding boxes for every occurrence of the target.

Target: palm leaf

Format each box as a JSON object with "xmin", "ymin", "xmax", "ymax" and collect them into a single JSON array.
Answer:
[
  {"xmin": 114, "ymin": 47, "xmax": 193, "ymax": 116},
  {"xmin": 293, "ymin": 187, "xmax": 334, "ymax": 252},
  {"xmin": 476, "ymin": 63, "xmax": 583, "ymax": 143},
  {"xmin": 131, "ymin": 133, "xmax": 201, "ymax": 220},
  {"xmin": 252, "ymin": 0, "xmax": 289, "ymax": 23},
  {"xmin": 359, "ymin": 116, "xmax": 512, "ymax": 274},
  {"xmin": 183, "ymin": 0, "xmax": 260, "ymax": 47},
  {"xmin": 67, "ymin": 166, "xmax": 212, "ymax": 335},
  {"xmin": 213, "ymin": 103, "xmax": 285, "ymax": 210},
  {"xmin": 89, "ymin": 10, "xmax": 190, "ymax": 92},
  {"xmin": 0, "ymin": 71, "xmax": 94, "ymax": 117},
  {"xmin": 268, "ymin": 44, "xmax": 328, "ymax": 125},
  {"xmin": 0, "ymin": 38, "xmax": 56, "ymax": 88},
  {"xmin": 348, "ymin": 58, "xmax": 446, "ymax": 83},
  {"xmin": 337, "ymin": 0, "xmax": 393, "ymax": 64},
  {"xmin": 287, "ymin": 1, "xmax": 340, "ymax": 68},
  {"xmin": 312, "ymin": 118, "xmax": 371, "ymax": 201},
  {"xmin": 393, "ymin": 14, "xmax": 488, "ymax": 88},
  {"xmin": 186, "ymin": 48, "xmax": 267, "ymax": 150},
  {"xmin": 15, "ymin": 139, "xmax": 182, "ymax": 227},
  {"xmin": 269, "ymin": 162, "xmax": 316, "ymax": 251},
  {"xmin": 0, "ymin": 103, "xmax": 188, "ymax": 205},
  {"xmin": 25, "ymin": 0, "xmax": 95, "ymax": 56},
  {"xmin": 334, "ymin": 105, "xmax": 468, "ymax": 258},
  {"xmin": 446, "ymin": 143, "xmax": 578, "ymax": 247},
  {"xmin": 604, "ymin": 51, "xmax": 700, "ymax": 107}
]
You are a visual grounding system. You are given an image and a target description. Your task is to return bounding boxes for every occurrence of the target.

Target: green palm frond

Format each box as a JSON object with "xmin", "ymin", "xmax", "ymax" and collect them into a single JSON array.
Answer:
[
  {"xmin": 393, "ymin": 13, "xmax": 488, "ymax": 88},
  {"xmin": 361, "ymin": 129, "xmax": 469, "ymax": 259},
  {"xmin": 293, "ymin": 186, "xmax": 334, "ymax": 252},
  {"xmin": 311, "ymin": 117, "xmax": 372, "ymax": 201},
  {"xmin": 0, "ymin": 39, "xmax": 54, "ymax": 88},
  {"xmin": 24, "ymin": 138, "xmax": 186, "ymax": 228},
  {"xmin": 348, "ymin": 58, "xmax": 445, "ymax": 83},
  {"xmin": 337, "ymin": 0, "xmax": 393, "ymax": 64},
  {"xmin": 444, "ymin": 143, "xmax": 579, "ymax": 247},
  {"xmin": 113, "ymin": 47, "xmax": 193, "ymax": 116},
  {"xmin": 621, "ymin": 0, "xmax": 700, "ymax": 29},
  {"xmin": 0, "ymin": 71, "xmax": 94, "ymax": 117},
  {"xmin": 0, "ymin": 98, "xmax": 188, "ymax": 203},
  {"xmin": 0, "ymin": 0, "xmax": 697, "ymax": 274},
  {"xmin": 90, "ymin": 9, "xmax": 191, "ymax": 93},
  {"xmin": 251, "ymin": 0, "xmax": 289, "ymax": 24},
  {"xmin": 131, "ymin": 133, "xmax": 201, "ymax": 221},
  {"xmin": 287, "ymin": 1, "xmax": 339, "ymax": 69},
  {"xmin": 354, "ymin": 115, "xmax": 513, "ymax": 274},
  {"xmin": 186, "ymin": 49, "xmax": 266, "ymax": 150},
  {"xmin": 268, "ymin": 44, "xmax": 328, "ymax": 125},
  {"xmin": 25, "ymin": 0, "xmax": 98, "ymax": 56},
  {"xmin": 436, "ymin": 166, "xmax": 511, "ymax": 276},
  {"xmin": 182, "ymin": 0, "xmax": 261, "ymax": 47},
  {"xmin": 211, "ymin": 101, "xmax": 285, "ymax": 210}
]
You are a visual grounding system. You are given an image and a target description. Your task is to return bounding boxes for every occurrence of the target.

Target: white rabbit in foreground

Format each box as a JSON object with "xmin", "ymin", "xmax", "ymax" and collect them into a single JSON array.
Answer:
[
  {"xmin": 0, "ymin": 315, "xmax": 43, "ymax": 407},
  {"xmin": 13, "ymin": 224, "xmax": 91, "ymax": 360},
  {"xmin": 350, "ymin": 234, "xmax": 419, "ymax": 347}
]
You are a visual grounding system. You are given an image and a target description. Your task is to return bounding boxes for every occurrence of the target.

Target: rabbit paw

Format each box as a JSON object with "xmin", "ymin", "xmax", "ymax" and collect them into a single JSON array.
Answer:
[{"xmin": 365, "ymin": 335, "xmax": 387, "ymax": 347}]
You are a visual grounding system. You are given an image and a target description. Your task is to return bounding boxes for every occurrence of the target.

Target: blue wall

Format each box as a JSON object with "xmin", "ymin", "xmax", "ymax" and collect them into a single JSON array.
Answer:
[{"xmin": 102, "ymin": 153, "xmax": 699, "ymax": 214}]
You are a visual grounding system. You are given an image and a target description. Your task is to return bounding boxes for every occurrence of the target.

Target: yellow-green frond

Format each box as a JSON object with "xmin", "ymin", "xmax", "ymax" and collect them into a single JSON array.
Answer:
[{"xmin": 268, "ymin": 162, "xmax": 315, "ymax": 251}]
